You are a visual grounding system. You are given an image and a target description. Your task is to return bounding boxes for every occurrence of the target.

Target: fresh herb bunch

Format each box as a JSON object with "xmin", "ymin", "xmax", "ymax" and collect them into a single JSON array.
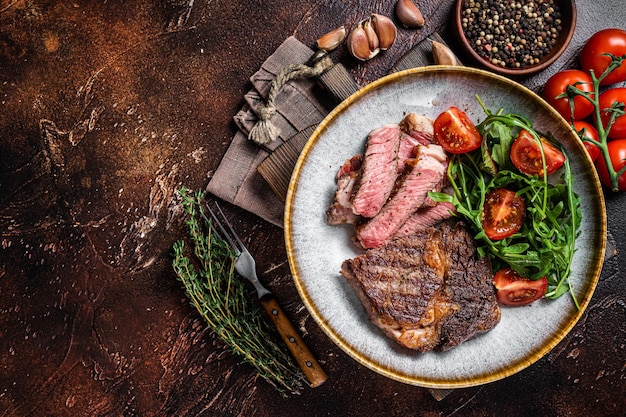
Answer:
[
  {"xmin": 172, "ymin": 188, "xmax": 305, "ymax": 395},
  {"xmin": 431, "ymin": 100, "xmax": 582, "ymax": 307}
]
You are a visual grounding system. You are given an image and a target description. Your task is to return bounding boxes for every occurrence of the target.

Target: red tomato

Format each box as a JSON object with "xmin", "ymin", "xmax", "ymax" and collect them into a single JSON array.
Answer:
[
  {"xmin": 595, "ymin": 139, "xmax": 626, "ymax": 191},
  {"xmin": 510, "ymin": 130, "xmax": 566, "ymax": 175},
  {"xmin": 580, "ymin": 28, "xmax": 626, "ymax": 86},
  {"xmin": 572, "ymin": 120, "xmax": 601, "ymax": 162},
  {"xmin": 481, "ymin": 188, "xmax": 526, "ymax": 241},
  {"xmin": 493, "ymin": 268, "xmax": 548, "ymax": 306},
  {"xmin": 542, "ymin": 70, "xmax": 594, "ymax": 120},
  {"xmin": 598, "ymin": 88, "xmax": 626, "ymax": 139},
  {"xmin": 433, "ymin": 107, "xmax": 482, "ymax": 154}
]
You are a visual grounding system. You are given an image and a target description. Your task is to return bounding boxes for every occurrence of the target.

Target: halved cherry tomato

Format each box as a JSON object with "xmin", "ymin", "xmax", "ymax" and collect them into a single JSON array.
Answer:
[
  {"xmin": 580, "ymin": 28, "xmax": 626, "ymax": 86},
  {"xmin": 598, "ymin": 88, "xmax": 626, "ymax": 139},
  {"xmin": 542, "ymin": 70, "xmax": 594, "ymax": 120},
  {"xmin": 493, "ymin": 268, "xmax": 548, "ymax": 306},
  {"xmin": 482, "ymin": 188, "xmax": 526, "ymax": 241},
  {"xmin": 510, "ymin": 130, "xmax": 566, "ymax": 175},
  {"xmin": 572, "ymin": 120, "xmax": 601, "ymax": 162},
  {"xmin": 433, "ymin": 107, "xmax": 482, "ymax": 154},
  {"xmin": 595, "ymin": 139, "xmax": 626, "ymax": 191}
]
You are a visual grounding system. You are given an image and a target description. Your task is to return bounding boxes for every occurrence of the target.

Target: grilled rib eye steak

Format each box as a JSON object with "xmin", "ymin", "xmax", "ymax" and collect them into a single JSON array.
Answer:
[{"xmin": 341, "ymin": 222, "xmax": 500, "ymax": 352}]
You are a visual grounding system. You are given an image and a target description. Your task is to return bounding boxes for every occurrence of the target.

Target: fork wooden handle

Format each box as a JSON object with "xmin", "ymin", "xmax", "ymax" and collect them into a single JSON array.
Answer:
[{"xmin": 260, "ymin": 295, "xmax": 328, "ymax": 387}]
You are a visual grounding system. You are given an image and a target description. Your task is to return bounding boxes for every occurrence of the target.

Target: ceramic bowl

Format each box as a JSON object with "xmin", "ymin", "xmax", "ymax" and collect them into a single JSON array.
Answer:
[{"xmin": 453, "ymin": 0, "xmax": 576, "ymax": 77}]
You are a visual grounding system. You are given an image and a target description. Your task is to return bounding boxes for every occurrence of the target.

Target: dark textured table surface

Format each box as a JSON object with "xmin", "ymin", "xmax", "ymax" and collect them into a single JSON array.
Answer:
[{"xmin": 1, "ymin": 1, "xmax": 625, "ymax": 416}]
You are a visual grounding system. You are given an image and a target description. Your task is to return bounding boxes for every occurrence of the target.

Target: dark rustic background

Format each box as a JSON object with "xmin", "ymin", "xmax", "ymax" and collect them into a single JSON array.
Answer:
[{"xmin": 1, "ymin": 1, "xmax": 624, "ymax": 416}]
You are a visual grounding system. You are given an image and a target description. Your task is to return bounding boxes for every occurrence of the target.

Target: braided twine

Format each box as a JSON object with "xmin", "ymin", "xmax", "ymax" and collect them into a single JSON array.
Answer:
[{"xmin": 248, "ymin": 55, "xmax": 333, "ymax": 145}]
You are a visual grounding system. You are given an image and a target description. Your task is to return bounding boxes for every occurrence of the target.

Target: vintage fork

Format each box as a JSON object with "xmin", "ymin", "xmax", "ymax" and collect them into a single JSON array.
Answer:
[{"xmin": 206, "ymin": 202, "xmax": 327, "ymax": 388}]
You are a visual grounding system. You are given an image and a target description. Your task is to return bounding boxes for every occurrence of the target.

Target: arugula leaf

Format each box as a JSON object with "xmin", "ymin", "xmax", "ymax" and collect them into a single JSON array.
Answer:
[
  {"xmin": 430, "ymin": 100, "xmax": 582, "ymax": 307},
  {"xmin": 486, "ymin": 121, "xmax": 514, "ymax": 168}
]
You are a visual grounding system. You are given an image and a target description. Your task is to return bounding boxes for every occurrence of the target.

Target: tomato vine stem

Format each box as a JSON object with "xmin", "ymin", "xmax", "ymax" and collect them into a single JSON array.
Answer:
[{"xmin": 563, "ymin": 54, "xmax": 626, "ymax": 192}]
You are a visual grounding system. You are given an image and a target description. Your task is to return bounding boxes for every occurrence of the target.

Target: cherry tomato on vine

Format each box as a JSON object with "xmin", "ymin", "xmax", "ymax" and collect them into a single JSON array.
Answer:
[
  {"xmin": 572, "ymin": 120, "xmax": 601, "ymax": 162},
  {"xmin": 493, "ymin": 268, "xmax": 548, "ymax": 306},
  {"xmin": 481, "ymin": 188, "xmax": 526, "ymax": 241},
  {"xmin": 542, "ymin": 70, "xmax": 594, "ymax": 120},
  {"xmin": 433, "ymin": 107, "xmax": 482, "ymax": 154},
  {"xmin": 598, "ymin": 88, "xmax": 626, "ymax": 139},
  {"xmin": 595, "ymin": 139, "xmax": 626, "ymax": 191},
  {"xmin": 580, "ymin": 28, "xmax": 626, "ymax": 86},
  {"xmin": 510, "ymin": 130, "xmax": 566, "ymax": 175}
]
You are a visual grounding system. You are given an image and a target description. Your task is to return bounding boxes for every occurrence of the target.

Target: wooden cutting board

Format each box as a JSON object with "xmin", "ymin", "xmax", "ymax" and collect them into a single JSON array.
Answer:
[{"xmin": 257, "ymin": 33, "xmax": 458, "ymax": 202}]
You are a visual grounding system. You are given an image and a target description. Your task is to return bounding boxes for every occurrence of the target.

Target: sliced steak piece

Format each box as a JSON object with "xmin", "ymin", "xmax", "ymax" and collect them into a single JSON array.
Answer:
[
  {"xmin": 420, "ymin": 167, "xmax": 451, "ymax": 208},
  {"xmin": 337, "ymin": 154, "xmax": 362, "ymax": 178},
  {"xmin": 326, "ymin": 155, "xmax": 363, "ymax": 225},
  {"xmin": 392, "ymin": 202, "xmax": 456, "ymax": 239},
  {"xmin": 341, "ymin": 222, "xmax": 499, "ymax": 353},
  {"xmin": 397, "ymin": 114, "xmax": 434, "ymax": 172},
  {"xmin": 397, "ymin": 133, "xmax": 421, "ymax": 173},
  {"xmin": 356, "ymin": 144, "xmax": 447, "ymax": 249},
  {"xmin": 399, "ymin": 113, "xmax": 434, "ymax": 145},
  {"xmin": 350, "ymin": 124, "xmax": 402, "ymax": 218}
]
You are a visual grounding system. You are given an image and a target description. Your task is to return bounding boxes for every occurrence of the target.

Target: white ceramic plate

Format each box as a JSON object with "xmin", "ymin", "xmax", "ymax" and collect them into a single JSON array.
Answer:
[{"xmin": 284, "ymin": 66, "xmax": 606, "ymax": 389}]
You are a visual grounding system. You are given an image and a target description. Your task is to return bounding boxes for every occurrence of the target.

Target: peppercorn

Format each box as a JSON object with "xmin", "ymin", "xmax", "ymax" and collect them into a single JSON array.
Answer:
[{"xmin": 461, "ymin": 0, "xmax": 562, "ymax": 69}]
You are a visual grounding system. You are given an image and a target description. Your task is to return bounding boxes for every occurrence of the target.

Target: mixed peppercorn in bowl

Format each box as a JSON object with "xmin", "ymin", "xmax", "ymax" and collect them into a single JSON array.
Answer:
[{"xmin": 454, "ymin": 0, "xmax": 576, "ymax": 76}]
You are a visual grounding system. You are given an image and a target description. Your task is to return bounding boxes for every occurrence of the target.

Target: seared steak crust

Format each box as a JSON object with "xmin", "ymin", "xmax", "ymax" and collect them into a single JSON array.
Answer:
[
  {"xmin": 436, "ymin": 224, "xmax": 501, "ymax": 350},
  {"xmin": 341, "ymin": 222, "xmax": 500, "ymax": 352}
]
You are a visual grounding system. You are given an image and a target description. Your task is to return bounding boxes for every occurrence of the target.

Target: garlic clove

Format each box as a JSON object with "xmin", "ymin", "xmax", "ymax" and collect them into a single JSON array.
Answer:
[
  {"xmin": 316, "ymin": 26, "xmax": 347, "ymax": 52},
  {"xmin": 347, "ymin": 22, "xmax": 379, "ymax": 61},
  {"xmin": 395, "ymin": 0, "xmax": 425, "ymax": 29},
  {"xmin": 362, "ymin": 19, "xmax": 380, "ymax": 52},
  {"xmin": 432, "ymin": 40, "xmax": 460, "ymax": 65},
  {"xmin": 370, "ymin": 14, "xmax": 397, "ymax": 50}
]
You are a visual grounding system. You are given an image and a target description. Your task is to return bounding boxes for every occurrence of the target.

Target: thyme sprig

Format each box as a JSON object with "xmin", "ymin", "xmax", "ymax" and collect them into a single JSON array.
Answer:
[{"xmin": 172, "ymin": 187, "xmax": 305, "ymax": 396}]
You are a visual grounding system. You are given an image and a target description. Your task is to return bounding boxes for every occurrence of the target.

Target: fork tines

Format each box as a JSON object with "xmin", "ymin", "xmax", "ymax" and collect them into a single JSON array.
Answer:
[{"xmin": 205, "ymin": 201, "xmax": 244, "ymax": 256}]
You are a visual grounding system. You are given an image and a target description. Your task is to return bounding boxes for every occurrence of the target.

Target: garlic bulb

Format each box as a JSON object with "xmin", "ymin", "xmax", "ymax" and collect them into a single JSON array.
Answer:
[{"xmin": 347, "ymin": 15, "xmax": 397, "ymax": 61}]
